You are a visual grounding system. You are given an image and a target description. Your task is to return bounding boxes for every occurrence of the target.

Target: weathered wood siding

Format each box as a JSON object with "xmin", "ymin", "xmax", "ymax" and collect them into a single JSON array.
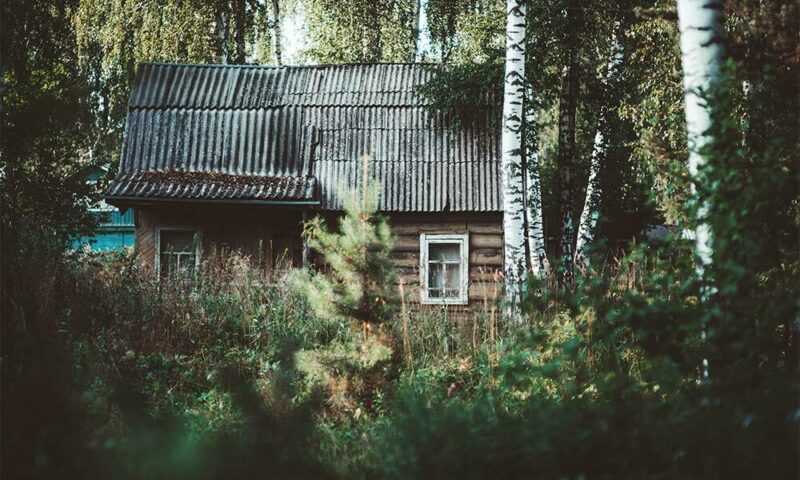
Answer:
[
  {"xmin": 135, "ymin": 206, "xmax": 303, "ymax": 272},
  {"xmin": 134, "ymin": 207, "xmax": 503, "ymax": 311}
]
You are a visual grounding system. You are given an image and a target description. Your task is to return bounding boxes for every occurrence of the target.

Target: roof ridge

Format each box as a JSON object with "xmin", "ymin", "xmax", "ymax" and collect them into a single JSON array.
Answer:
[{"xmin": 138, "ymin": 61, "xmax": 442, "ymax": 70}]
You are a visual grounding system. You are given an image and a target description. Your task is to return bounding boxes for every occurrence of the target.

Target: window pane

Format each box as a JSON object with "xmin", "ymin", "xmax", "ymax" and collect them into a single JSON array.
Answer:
[
  {"xmin": 429, "ymin": 242, "xmax": 460, "ymax": 262},
  {"xmin": 159, "ymin": 230, "xmax": 198, "ymax": 278},
  {"xmin": 444, "ymin": 263, "xmax": 461, "ymax": 296},
  {"xmin": 160, "ymin": 230, "xmax": 196, "ymax": 253},
  {"xmin": 160, "ymin": 253, "xmax": 178, "ymax": 277},
  {"xmin": 429, "ymin": 262, "xmax": 444, "ymax": 296}
]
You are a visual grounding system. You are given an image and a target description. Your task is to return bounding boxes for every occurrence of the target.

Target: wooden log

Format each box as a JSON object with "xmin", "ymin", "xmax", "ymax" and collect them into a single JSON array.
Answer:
[
  {"xmin": 470, "ymin": 233, "xmax": 503, "ymax": 249},
  {"xmin": 393, "ymin": 234, "xmax": 420, "ymax": 252},
  {"xmin": 394, "ymin": 273, "xmax": 419, "ymax": 287},
  {"xmin": 469, "ymin": 281, "xmax": 503, "ymax": 301},
  {"xmin": 391, "ymin": 251, "xmax": 420, "ymax": 268},
  {"xmin": 391, "ymin": 222, "xmax": 469, "ymax": 235},
  {"xmin": 470, "ymin": 268, "xmax": 503, "ymax": 283},
  {"xmin": 469, "ymin": 248, "xmax": 503, "ymax": 267},
  {"xmin": 467, "ymin": 221, "xmax": 503, "ymax": 234}
]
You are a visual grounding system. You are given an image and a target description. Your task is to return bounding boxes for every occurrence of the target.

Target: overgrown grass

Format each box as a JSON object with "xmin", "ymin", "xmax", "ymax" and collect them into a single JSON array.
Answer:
[{"xmin": 2, "ymin": 235, "xmax": 797, "ymax": 479}]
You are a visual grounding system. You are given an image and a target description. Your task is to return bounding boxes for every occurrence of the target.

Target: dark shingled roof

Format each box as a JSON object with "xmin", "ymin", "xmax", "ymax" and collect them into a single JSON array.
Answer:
[{"xmin": 106, "ymin": 62, "xmax": 501, "ymax": 211}]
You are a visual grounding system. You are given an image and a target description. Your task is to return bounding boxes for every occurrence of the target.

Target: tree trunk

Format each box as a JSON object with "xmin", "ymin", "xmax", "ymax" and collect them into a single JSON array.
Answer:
[
  {"xmin": 500, "ymin": 0, "xmax": 528, "ymax": 320},
  {"xmin": 677, "ymin": 0, "xmax": 725, "ymax": 381},
  {"xmin": 271, "ymin": 0, "xmax": 282, "ymax": 65},
  {"xmin": 216, "ymin": 4, "xmax": 230, "ymax": 64},
  {"xmin": 523, "ymin": 84, "xmax": 549, "ymax": 277},
  {"xmin": 574, "ymin": 31, "xmax": 624, "ymax": 269},
  {"xmin": 233, "ymin": 0, "xmax": 246, "ymax": 64},
  {"xmin": 414, "ymin": 0, "xmax": 431, "ymax": 62},
  {"xmin": 413, "ymin": 0, "xmax": 421, "ymax": 60},
  {"xmin": 555, "ymin": 5, "xmax": 579, "ymax": 286},
  {"xmin": 676, "ymin": 0, "xmax": 724, "ymax": 279}
]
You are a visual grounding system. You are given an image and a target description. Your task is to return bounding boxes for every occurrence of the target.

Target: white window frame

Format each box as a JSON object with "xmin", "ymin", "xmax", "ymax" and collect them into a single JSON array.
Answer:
[
  {"xmin": 420, "ymin": 233, "xmax": 469, "ymax": 305},
  {"xmin": 155, "ymin": 227, "xmax": 203, "ymax": 277}
]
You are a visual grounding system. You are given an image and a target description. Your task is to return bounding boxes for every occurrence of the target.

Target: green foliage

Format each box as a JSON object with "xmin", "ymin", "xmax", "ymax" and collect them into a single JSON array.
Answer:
[
  {"xmin": 356, "ymin": 239, "xmax": 796, "ymax": 479},
  {"xmin": 1, "ymin": 0, "xmax": 98, "ymax": 245},
  {"xmin": 417, "ymin": 61, "xmax": 503, "ymax": 130},
  {"xmin": 302, "ymin": 0, "xmax": 417, "ymax": 63},
  {"xmin": 295, "ymin": 336, "xmax": 393, "ymax": 420},
  {"xmin": 294, "ymin": 176, "xmax": 397, "ymax": 326},
  {"xmin": 73, "ymin": 0, "xmax": 221, "ymax": 146},
  {"xmin": 425, "ymin": 0, "xmax": 505, "ymax": 62},
  {"xmin": 3, "ymin": 227, "xmax": 797, "ymax": 478},
  {"xmin": 691, "ymin": 54, "xmax": 799, "ymax": 400}
]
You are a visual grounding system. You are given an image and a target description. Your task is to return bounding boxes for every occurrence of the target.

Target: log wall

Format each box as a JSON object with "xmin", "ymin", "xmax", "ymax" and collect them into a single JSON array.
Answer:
[
  {"xmin": 133, "ymin": 207, "xmax": 504, "ymax": 311},
  {"xmin": 134, "ymin": 206, "xmax": 303, "ymax": 273}
]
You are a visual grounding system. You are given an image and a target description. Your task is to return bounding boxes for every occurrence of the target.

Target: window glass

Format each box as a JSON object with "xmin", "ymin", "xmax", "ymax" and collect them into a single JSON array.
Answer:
[
  {"xmin": 427, "ymin": 241, "xmax": 462, "ymax": 299},
  {"xmin": 161, "ymin": 230, "xmax": 195, "ymax": 253},
  {"xmin": 444, "ymin": 263, "xmax": 461, "ymax": 292},
  {"xmin": 159, "ymin": 230, "xmax": 198, "ymax": 277},
  {"xmin": 429, "ymin": 243, "xmax": 460, "ymax": 262}
]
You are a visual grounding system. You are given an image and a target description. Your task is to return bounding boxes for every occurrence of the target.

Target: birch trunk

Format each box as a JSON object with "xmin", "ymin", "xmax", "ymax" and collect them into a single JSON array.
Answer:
[
  {"xmin": 501, "ymin": 0, "xmax": 528, "ymax": 319},
  {"xmin": 216, "ymin": 6, "xmax": 230, "ymax": 64},
  {"xmin": 271, "ymin": 0, "xmax": 283, "ymax": 65},
  {"xmin": 676, "ymin": 0, "xmax": 724, "ymax": 279},
  {"xmin": 555, "ymin": 6, "xmax": 579, "ymax": 286},
  {"xmin": 678, "ymin": 0, "xmax": 725, "ymax": 383},
  {"xmin": 233, "ymin": 0, "xmax": 246, "ymax": 63},
  {"xmin": 575, "ymin": 32, "xmax": 624, "ymax": 269},
  {"xmin": 414, "ymin": 0, "xmax": 421, "ymax": 60},
  {"xmin": 414, "ymin": 0, "xmax": 431, "ymax": 62},
  {"xmin": 523, "ymin": 84, "xmax": 549, "ymax": 277}
]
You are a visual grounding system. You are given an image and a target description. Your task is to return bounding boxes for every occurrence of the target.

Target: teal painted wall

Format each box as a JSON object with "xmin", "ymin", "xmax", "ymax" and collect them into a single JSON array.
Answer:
[{"xmin": 73, "ymin": 209, "xmax": 135, "ymax": 251}]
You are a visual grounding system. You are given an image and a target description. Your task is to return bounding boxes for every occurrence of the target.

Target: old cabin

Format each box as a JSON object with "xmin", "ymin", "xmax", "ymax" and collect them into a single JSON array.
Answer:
[{"xmin": 105, "ymin": 62, "xmax": 503, "ymax": 311}]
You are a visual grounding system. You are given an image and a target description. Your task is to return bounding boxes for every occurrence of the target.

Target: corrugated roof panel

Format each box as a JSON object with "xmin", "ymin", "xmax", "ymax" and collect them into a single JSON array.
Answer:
[
  {"xmin": 110, "ymin": 63, "xmax": 500, "ymax": 210},
  {"xmin": 126, "ymin": 63, "xmax": 473, "ymax": 109}
]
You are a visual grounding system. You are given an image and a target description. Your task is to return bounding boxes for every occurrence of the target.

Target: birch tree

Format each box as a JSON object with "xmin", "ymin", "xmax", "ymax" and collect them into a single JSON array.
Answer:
[
  {"xmin": 414, "ymin": 0, "xmax": 432, "ymax": 61},
  {"xmin": 555, "ymin": 0, "xmax": 580, "ymax": 286},
  {"xmin": 216, "ymin": 3, "xmax": 230, "ymax": 64},
  {"xmin": 500, "ymin": 0, "xmax": 528, "ymax": 317},
  {"xmin": 271, "ymin": 0, "xmax": 283, "ymax": 64},
  {"xmin": 676, "ymin": 0, "xmax": 725, "ymax": 281},
  {"xmin": 523, "ymin": 84, "xmax": 549, "ymax": 277},
  {"xmin": 575, "ymin": 29, "xmax": 624, "ymax": 269}
]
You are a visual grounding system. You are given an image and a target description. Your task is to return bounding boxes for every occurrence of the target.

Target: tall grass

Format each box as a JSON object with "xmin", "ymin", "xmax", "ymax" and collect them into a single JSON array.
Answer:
[{"xmin": 3, "ymin": 235, "xmax": 796, "ymax": 479}]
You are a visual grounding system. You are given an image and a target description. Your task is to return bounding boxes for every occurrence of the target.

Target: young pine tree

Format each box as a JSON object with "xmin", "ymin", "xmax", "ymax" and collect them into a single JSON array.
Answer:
[{"xmin": 294, "ymin": 163, "xmax": 397, "ymax": 333}]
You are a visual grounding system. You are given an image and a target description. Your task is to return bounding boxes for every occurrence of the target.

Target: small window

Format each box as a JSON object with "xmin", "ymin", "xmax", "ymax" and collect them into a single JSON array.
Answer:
[
  {"xmin": 420, "ymin": 233, "xmax": 469, "ymax": 305},
  {"xmin": 157, "ymin": 228, "xmax": 201, "ymax": 277}
]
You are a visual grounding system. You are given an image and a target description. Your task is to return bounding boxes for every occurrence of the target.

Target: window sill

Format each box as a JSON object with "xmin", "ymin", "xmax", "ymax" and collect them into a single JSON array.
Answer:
[{"xmin": 420, "ymin": 297, "xmax": 469, "ymax": 306}]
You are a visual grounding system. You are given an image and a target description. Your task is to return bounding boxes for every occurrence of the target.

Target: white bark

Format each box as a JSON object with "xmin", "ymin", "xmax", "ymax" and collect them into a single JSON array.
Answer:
[
  {"xmin": 272, "ymin": 0, "xmax": 283, "ymax": 65},
  {"xmin": 501, "ymin": 0, "xmax": 528, "ymax": 319},
  {"xmin": 216, "ymin": 7, "xmax": 230, "ymax": 64},
  {"xmin": 556, "ymin": 61, "xmax": 578, "ymax": 285},
  {"xmin": 677, "ymin": 0, "xmax": 724, "ymax": 276},
  {"xmin": 523, "ymin": 85, "xmax": 549, "ymax": 277},
  {"xmin": 575, "ymin": 33, "xmax": 624, "ymax": 269},
  {"xmin": 677, "ymin": 0, "xmax": 725, "ymax": 382},
  {"xmin": 414, "ymin": 0, "xmax": 432, "ymax": 61}
]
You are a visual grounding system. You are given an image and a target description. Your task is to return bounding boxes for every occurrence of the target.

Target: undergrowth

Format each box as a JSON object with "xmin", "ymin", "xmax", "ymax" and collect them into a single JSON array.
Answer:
[{"xmin": 3, "ymin": 233, "xmax": 796, "ymax": 479}]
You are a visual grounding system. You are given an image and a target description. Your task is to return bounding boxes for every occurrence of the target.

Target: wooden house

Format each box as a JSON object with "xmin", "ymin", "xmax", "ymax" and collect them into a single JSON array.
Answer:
[{"xmin": 105, "ymin": 63, "xmax": 503, "ymax": 309}]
